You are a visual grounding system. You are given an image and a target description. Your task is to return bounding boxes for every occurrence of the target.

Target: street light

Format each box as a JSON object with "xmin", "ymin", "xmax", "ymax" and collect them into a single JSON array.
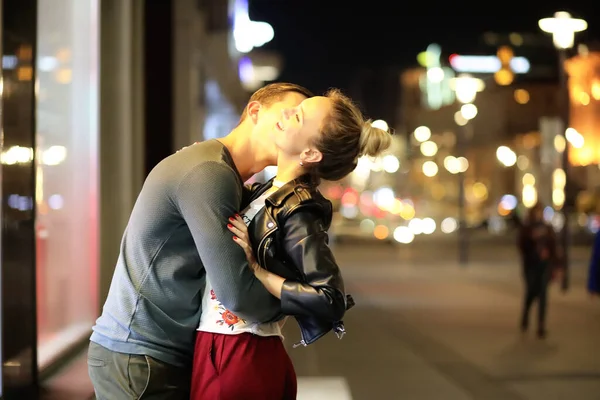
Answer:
[
  {"xmin": 450, "ymin": 74, "xmax": 485, "ymax": 266},
  {"xmin": 450, "ymin": 74, "xmax": 485, "ymax": 104},
  {"xmin": 538, "ymin": 11, "xmax": 587, "ymax": 291},
  {"xmin": 539, "ymin": 12, "xmax": 587, "ymax": 49},
  {"xmin": 371, "ymin": 119, "xmax": 389, "ymax": 132}
]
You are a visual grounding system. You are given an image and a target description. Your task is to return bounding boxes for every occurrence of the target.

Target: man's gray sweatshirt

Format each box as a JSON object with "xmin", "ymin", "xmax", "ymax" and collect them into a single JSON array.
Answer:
[{"xmin": 90, "ymin": 140, "xmax": 279, "ymax": 367}]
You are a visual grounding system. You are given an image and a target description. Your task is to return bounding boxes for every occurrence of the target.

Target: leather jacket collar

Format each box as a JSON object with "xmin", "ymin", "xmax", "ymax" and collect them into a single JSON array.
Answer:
[{"xmin": 264, "ymin": 174, "xmax": 319, "ymax": 206}]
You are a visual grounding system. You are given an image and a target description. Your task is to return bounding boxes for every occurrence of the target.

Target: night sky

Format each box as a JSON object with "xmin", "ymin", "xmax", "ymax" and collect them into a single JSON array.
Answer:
[{"xmin": 250, "ymin": 2, "xmax": 598, "ymax": 99}]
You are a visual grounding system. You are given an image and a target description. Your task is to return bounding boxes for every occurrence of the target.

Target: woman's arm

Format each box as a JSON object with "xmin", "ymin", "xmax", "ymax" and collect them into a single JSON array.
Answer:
[
  {"xmin": 277, "ymin": 209, "xmax": 347, "ymax": 322},
  {"xmin": 227, "ymin": 210, "xmax": 347, "ymax": 322},
  {"xmin": 249, "ymin": 264, "xmax": 285, "ymax": 299}
]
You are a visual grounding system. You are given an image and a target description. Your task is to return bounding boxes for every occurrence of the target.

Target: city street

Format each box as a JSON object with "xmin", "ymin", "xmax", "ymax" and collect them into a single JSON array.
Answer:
[{"xmin": 286, "ymin": 237, "xmax": 600, "ymax": 400}]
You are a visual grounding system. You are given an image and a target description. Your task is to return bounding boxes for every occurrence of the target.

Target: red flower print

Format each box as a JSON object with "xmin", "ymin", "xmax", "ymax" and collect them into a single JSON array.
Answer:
[
  {"xmin": 221, "ymin": 310, "xmax": 239, "ymax": 326},
  {"xmin": 210, "ymin": 289, "xmax": 216, "ymax": 300}
]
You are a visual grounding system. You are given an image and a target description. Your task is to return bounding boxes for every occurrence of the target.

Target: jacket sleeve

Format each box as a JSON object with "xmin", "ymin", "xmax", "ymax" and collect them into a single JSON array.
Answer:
[
  {"xmin": 241, "ymin": 181, "xmax": 263, "ymax": 209},
  {"xmin": 279, "ymin": 208, "xmax": 347, "ymax": 322}
]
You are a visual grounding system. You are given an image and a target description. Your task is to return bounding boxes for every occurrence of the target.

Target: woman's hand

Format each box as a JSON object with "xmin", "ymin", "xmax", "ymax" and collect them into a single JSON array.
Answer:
[
  {"xmin": 227, "ymin": 215, "xmax": 262, "ymax": 277},
  {"xmin": 227, "ymin": 214, "xmax": 285, "ymax": 299}
]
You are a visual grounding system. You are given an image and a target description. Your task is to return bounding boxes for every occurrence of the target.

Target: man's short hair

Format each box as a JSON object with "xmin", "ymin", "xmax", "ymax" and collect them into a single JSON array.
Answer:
[{"xmin": 239, "ymin": 82, "xmax": 314, "ymax": 123}]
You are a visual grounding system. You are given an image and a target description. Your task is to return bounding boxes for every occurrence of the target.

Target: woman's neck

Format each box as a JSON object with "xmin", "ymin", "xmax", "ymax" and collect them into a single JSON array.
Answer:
[{"xmin": 274, "ymin": 156, "xmax": 305, "ymax": 184}]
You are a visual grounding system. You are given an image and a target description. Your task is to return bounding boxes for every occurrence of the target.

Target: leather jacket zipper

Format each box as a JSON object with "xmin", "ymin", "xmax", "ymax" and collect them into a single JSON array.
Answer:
[
  {"xmin": 260, "ymin": 237, "xmax": 272, "ymax": 270},
  {"xmin": 257, "ymin": 210, "xmax": 277, "ymax": 268},
  {"xmin": 292, "ymin": 329, "xmax": 308, "ymax": 348},
  {"xmin": 292, "ymin": 339, "xmax": 307, "ymax": 348}
]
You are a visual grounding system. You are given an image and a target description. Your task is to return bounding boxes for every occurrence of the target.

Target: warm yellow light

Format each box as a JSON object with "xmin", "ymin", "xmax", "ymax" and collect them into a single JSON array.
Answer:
[
  {"xmin": 390, "ymin": 199, "xmax": 403, "ymax": 215},
  {"xmin": 422, "ymin": 161, "xmax": 439, "ymax": 177},
  {"xmin": 472, "ymin": 182, "xmax": 488, "ymax": 200},
  {"xmin": 17, "ymin": 66, "xmax": 33, "ymax": 81},
  {"xmin": 592, "ymin": 80, "xmax": 600, "ymax": 100},
  {"xmin": 578, "ymin": 92, "xmax": 590, "ymax": 105},
  {"xmin": 522, "ymin": 184, "xmax": 538, "ymax": 208},
  {"xmin": 497, "ymin": 46, "xmax": 514, "ymax": 62},
  {"xmin": 554, "ymin": 135, "xmax": 566, "ymax": 153},
  {"xmin": 450, "ymin": 74, "xmax": 485, "ymax": 103},
  {"xmin": 495, "ymin": 69, "xmax": 514, "ymax": 86},
  {"xmin": 553, "ymin": 168, "xmax": 566, "ymax": 188},
  {"xmin": 420, "ymin": 141, "xmax": 438, "ymax": 157},
  {"xmin": 552, "ymin": 189, "xmax": 565, "ymax": 208},
  {"xmin": 55, "ymin": 68, "xmax": 72, "ymax": 84},
  {"xmin": 373, "ymin": 225, "xmax": 389, "ymax": 240},
  {"xmin": 414, "ymin": 126, "xmax": 431, "ymax": 142},
  {"xmin": 514, "ymin": 89, "xmax": 530, "ymax": 104},
  {"xmin": 400, "ymin": 206, "xmax": 415, "ymax": 220},
  {"xmin": 522, "ymin": 173, "xmax": 536, "ymax": 186}
]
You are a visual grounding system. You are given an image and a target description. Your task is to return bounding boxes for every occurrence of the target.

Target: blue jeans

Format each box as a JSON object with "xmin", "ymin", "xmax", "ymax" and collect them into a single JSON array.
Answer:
[{"xmin": 87, "ymin": 341, "xmax": 191, "ymax": 399}]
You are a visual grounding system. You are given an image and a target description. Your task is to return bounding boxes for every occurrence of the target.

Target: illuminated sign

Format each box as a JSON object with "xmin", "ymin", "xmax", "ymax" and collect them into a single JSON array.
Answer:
[
  {"xmin": 417, "ymin": 44, "xmax": 455, "ymax": 110},
  {"xmin": 238, "ymin": 56, "xmax": 280, "ymax": 91},
  {"xmin": 449, "ymin": 55, "xmax": 530, "ymax": 74},
  {"xmin": 231, "ymin": 0, "xmax": 274, "ymax": 53}
]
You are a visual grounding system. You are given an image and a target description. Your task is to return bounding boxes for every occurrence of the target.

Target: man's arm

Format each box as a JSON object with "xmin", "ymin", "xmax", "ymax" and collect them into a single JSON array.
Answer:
[{"xmin": 175, "ymin": 161, "xmax": 280, "ymax": 321}]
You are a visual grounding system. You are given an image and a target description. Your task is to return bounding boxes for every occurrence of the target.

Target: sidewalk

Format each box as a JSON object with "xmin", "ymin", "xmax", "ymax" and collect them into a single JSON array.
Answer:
[{"xmin": 296, "ymin": 244, "xmax": 600, "ymax": 400}]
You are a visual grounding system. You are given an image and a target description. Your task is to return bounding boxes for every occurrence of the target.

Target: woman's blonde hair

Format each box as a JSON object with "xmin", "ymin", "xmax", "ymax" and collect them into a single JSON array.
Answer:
[{"xmin": 311, "ymin": 89, "xmax": 392, "ymax": 181}]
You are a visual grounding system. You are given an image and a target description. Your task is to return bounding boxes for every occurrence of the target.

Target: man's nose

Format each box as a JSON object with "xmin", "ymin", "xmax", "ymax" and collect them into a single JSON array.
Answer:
[{"xmin": 282, "ymin": 108, "xmax": 293, "ymax": 119}]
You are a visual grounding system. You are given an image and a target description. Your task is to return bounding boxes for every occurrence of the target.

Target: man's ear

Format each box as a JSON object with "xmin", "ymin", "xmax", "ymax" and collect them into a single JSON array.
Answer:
[
  {"xmin": 300, "ymin": 148, "xmax": 323, "ymax": 165},
  {"xmin": 246, "ymin": 101, "xmax": 261, "ymax": 124}
]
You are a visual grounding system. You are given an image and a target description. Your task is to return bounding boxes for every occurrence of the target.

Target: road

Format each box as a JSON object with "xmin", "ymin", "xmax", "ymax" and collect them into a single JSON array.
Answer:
[{"xmin": 285, "ymin": 238, "xmax": 600, "ymax": 400}]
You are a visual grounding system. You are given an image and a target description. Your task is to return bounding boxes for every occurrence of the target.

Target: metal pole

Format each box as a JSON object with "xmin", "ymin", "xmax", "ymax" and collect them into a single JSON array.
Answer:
[
  {"xmin": 458, "ymin": 122, "xmax": 471, "ymax": 266},
  {"xmin": 558, "ymin": 48, "xmax": 570, "ymax": 292}
]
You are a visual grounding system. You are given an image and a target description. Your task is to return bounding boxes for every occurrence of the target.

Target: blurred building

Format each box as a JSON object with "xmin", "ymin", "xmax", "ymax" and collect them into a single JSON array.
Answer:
[
  {"xmin": 399, "ymin": 67, "xmax": 558, "ymax": 226},
  {"xmin": 565, "ymin": 49, "xmax": 600, "ymax": 217},
  {"xmin": 393, "ymin": 35, "xmax": 600, "ymax": 237},
  {"xmin": 0, "ymin": 0, "xmax": 277, "ymax": 396}
]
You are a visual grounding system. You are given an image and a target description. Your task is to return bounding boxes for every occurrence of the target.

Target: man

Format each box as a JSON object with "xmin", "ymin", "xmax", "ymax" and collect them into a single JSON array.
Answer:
[
  {"xmin": 518, "ymin": 203, "xmax": 557, "ymax": 339},
  {"xmin": 88, "ymin": 83, "xmax": 314, "ymax": 399}
]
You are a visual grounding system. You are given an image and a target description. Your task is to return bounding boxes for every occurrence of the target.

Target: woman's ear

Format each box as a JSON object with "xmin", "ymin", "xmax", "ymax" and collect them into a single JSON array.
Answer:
[{"xmin": 300, "ymin": 148, "xmax": 323, "ymax": 165}]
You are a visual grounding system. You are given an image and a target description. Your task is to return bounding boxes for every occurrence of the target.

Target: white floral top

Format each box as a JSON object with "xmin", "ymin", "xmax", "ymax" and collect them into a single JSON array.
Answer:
[{"xmin": 197, "ymin": 180, "xmax": 284, "ymax": 338}]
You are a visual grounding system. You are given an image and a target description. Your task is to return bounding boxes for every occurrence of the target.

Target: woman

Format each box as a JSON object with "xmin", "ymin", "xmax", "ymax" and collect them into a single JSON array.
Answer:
[
  {"xmin": 190, "ymin": 89, "xmax": 391, "ymax": 399},
  {"xmin": 518, "ymin": 203, "xmax": 558, "ymax": 339}
]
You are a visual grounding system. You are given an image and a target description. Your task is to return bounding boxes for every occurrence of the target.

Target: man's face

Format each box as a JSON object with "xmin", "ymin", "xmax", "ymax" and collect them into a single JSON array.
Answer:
[{"xmin": 252, "ymin": 92, "xmax": 308, "ymax": 160}]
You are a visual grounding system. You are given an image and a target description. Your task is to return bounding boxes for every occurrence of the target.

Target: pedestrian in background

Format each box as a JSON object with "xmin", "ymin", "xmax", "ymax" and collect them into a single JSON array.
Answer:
[{"xmin": 517, "ymin": 203, "xmax": 559, "ymax": 339}]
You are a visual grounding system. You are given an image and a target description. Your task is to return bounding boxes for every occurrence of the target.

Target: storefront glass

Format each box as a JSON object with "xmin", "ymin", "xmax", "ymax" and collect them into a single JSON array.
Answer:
[{"xmin": 35, "ymin": 0, "xmax": 99, "ymax": 369}]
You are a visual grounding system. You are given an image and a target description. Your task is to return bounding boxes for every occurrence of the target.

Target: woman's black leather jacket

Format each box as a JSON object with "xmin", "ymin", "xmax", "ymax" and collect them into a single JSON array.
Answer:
[{"xmin": 243, "ymin": 174, "xmax": 354, "ymax": 347}]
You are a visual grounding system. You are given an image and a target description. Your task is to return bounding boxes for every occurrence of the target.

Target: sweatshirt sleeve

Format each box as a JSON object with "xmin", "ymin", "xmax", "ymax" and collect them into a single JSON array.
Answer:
[{"xmin": 175, "ymin": 161, "xmax": 280, "ymax": 322}]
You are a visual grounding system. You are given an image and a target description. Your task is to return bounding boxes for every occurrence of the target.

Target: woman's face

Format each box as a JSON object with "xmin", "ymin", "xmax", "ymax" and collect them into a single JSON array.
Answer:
[
  {"xmin": 250, "ymin": 91, "xmax": 308, "ymax": 160},
  {"xmin": 269, "ymin": 96, "xmax": 332, "ymax": 160}
]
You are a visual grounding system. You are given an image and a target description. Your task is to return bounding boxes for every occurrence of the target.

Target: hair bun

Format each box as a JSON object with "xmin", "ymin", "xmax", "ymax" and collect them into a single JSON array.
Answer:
[{"xmin": 359, "ymin": 120, "xmax": 392, "ymax": 157}]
